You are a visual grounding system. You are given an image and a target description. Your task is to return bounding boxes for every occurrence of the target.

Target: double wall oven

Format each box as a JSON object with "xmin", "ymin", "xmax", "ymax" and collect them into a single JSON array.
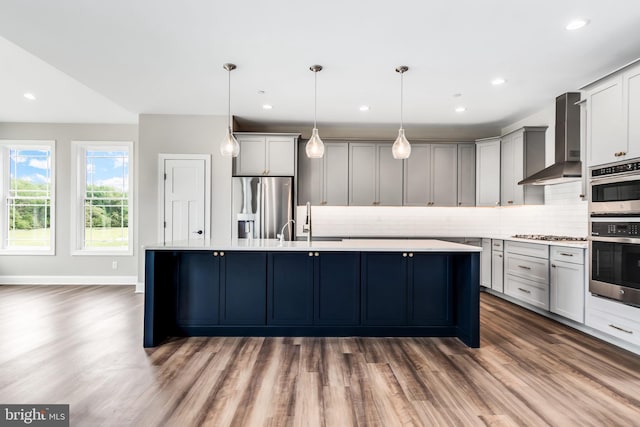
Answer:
[{"xmin": 590, "ymin": 159, "xmax": 640, "ymax": 307}]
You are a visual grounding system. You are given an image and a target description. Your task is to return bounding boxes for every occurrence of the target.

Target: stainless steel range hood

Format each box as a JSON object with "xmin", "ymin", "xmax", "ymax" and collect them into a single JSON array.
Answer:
[{"xmin": 519, "ymin": 92, "xmax": 582, "ymax": 185}]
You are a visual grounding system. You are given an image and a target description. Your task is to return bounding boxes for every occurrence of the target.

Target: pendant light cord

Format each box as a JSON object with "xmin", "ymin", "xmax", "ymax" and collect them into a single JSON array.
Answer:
[
  {"xmin": 400, "ymin": 71, "xmax": 404, "ymax": 130},
  {"xmin": 314, "ymin": 70, "xmax": 318, "ymax": 128},
  {"xmin": 227, "ymin": 68, "xmax": 232, "ymax": 129}
]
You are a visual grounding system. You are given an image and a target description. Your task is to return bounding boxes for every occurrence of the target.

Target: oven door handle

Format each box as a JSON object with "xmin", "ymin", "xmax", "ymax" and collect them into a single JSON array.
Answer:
[
  {"xmin": 590, "ymin": 174, "xmax": 640, "ymax": 185},
  {"xmin": 590, "ymin": 236, "xmax": 640, "ymax": 244}
]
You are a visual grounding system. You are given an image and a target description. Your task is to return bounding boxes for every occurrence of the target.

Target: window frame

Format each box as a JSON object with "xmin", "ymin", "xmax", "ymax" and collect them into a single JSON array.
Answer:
[
  {"xmin": 0, "ymin": 140, "xmax": 56, "ymax": 255},
  {"xmin": 71, "ymin": 141, "xmax": 134, "ymax": 256}
]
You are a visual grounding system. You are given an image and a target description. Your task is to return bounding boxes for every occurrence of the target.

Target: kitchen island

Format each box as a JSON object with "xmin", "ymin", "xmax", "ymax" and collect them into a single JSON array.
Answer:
[{"xmin": 143, "ymin": 239, "xmax": 481, "ymax": 348}]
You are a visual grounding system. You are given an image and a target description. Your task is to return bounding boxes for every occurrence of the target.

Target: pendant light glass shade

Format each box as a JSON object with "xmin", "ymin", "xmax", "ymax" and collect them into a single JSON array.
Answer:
[
  {"xmin": 220, "ymin": 63, "xmax": 239, "ymax": 157},
  {"xmin": 305, "ymin": 65, "xmax": 325, "ymax": 158},
  {"xmin": 392, "ymin": 65, "xmax": 411, "ymax": 160},
  {"xmin": 392, "ymin": 128, "xmax": 411, "ymax": 159},
  {"xmin": 220, "ymin": 126, "xmax": 240, "ymax": 156},
  {"xmin": 306, "ymin": 127, "xmax": 325, "ymax": 158}
]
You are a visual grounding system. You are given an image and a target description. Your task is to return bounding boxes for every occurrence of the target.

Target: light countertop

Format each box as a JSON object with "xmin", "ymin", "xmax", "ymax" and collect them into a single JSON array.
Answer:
[{"xmin": 145, "ymin": 238, "xmax": 482, "ymax": 253}]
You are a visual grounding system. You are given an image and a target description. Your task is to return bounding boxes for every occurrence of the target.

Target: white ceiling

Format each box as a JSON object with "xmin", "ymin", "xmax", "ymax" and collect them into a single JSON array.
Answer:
[{"xmin": 1, "ymin": 0, "xmax": 640, "ymax": 132}]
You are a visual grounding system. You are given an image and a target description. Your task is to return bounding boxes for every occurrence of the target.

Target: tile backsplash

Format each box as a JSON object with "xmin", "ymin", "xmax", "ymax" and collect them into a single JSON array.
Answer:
[{"xmin": 296, "ymin": 181, "xmax": 587, "ymax": 239}]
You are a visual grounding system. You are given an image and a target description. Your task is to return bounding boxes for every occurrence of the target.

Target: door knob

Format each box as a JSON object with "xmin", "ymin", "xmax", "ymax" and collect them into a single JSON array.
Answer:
[{"xmin": 193, "ymin": 230, "xmax": 203, "ymax": 235}]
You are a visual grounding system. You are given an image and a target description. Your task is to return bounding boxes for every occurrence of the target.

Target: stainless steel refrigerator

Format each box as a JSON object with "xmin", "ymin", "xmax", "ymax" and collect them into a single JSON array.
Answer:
[{"xmin": 232, "ymin": 176, "xmax": 294, "ymax": 240}]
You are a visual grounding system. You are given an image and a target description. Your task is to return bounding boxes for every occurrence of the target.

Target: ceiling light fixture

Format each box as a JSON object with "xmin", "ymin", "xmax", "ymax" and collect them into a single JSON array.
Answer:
[
  {"xmin": 491, "ymin": 77, "xmax": 506, "ymax": 86},
  {"xmin": 262, "ymin": 104, "xmax": 273, "ymax": 110},
  {"xmin": 566, "ymin": 19, "xmax": 589, "ymax": 30},
  {"xmin": 392, "ymin": 66, "xmax": 411, "ymax": 160},
  {"xmin": 455, "ymin": 106, "xmax": 466, "ymax": 113},
  {"xmin": 306, "ymin": 65, "xmax": 325, "ymax": 158},
  {"xmin": 359, "ymin": 105, "xmax": 370, "ymax": 111},
  {"xmin": 23, "ymin": 93, "xmax": 36, "ymax": 100},
  {"xmin": 220, "ymin": 63, "xmax": 240, "ymax": 157}
]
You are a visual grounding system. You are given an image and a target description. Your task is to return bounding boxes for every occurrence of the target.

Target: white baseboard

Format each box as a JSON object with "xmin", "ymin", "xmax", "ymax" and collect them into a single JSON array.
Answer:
[
  {"xmin": 0, "ymin": 275, "xmax": 137, "ymax": 285},
  {"xmin": 135, "ymin": 282, "xmax": 144, "ymax": 293}
]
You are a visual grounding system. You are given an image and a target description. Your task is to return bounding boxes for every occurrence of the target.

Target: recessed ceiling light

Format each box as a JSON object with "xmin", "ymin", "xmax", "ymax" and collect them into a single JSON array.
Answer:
[
  {"xmin": 262, "ymin": 104, "xmax": 273, "ymax": 110},
  {"xmin": 491, "ymin": 78, "xmax": 506, "ymax": 86},
  {"xmin": 455, "ymin": 106, "xmax": 466, "ymax": 113},
  {"xmin": 566, "ymin": 19, "xmax": 589, "ymax": 31},
  {"xmin": 257, "ymin": 90, "xmax": 266, "ymax": 95},
  {"xmin": 23, "ymin": 93, "xmax": 36, "ymax": 100},
  {"xmin": 359, "ymin": 105, "xmax": 370, "ymax": 111}
]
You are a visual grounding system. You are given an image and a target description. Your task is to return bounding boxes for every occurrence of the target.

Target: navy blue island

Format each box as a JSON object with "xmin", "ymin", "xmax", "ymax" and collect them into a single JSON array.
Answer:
[{"xmin": 143, "ymin": 239, "xmax": 481, "ymax": 348}]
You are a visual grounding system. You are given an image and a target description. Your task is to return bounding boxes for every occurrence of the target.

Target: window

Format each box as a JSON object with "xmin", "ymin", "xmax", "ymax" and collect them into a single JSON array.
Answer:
[
  {"xmin": 0, "ymin": 141, "xmax": 55, "ymax": 254},
  {"xmin": 72, "ymin": 141, "xmax": 133, "ymax": 254}
]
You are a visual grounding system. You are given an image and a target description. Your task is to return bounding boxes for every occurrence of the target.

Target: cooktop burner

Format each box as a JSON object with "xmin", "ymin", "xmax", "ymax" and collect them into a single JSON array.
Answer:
[{"xmin": 511, "ymin": 234, "xmax": 587, "ymax": 241}]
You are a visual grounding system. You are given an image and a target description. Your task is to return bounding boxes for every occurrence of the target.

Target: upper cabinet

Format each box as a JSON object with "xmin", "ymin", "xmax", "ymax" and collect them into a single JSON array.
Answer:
[
  {"xmin": 475, "ymin": 137, "xmax": 501, "ymax": 206},
  {"xmin": 404, "ymin": 143, "xmax": 458, "ymax": 206},
  {"xmin": 585, "ymin": 61, "xmax": 640, "ymax": 166},
  {"xmin": 349, "ymin": 142, "xmax": 403, "ymax": 206},
  {"xmin": 233, "ymin": 133, "xmax": 298, "ymax": 176},
  {"xmin": 457, "ymin": 143, "xmax": 476, "ymax": 207},
  {"xmin": 298, "ymin": 141, "xmax": 349, "ymax": 206},
  {"xmin": 500, "ymin": 127, "xmax": 545, "ymax": 206}
]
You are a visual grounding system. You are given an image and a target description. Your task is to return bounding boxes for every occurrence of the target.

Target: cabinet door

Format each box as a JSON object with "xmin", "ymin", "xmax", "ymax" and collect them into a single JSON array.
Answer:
[
  {"xmin": 457, "ymin": 144, "xmax": 475, "ymax": 206},
  {"xmin": 431, "ymin": 144, "xmax": 458, "ymax": 206},
  {"xmin": 550, "ymin": 261, "xmax": 584, "ymax": 323},
  {"xmin": 480, "ymin": 239, "xmax": 492, "ymax": 288},
  {"xmin": 587, "ymin": 77, "xmax": 625, "ymax": 166},
  {"xmin": 625, "ymin": 66, "xmax": 640, "ymax": 159},
  {"xmin": 491, "ymin": 251, "xmax": 504, "ymax": 293},
  {"xmin": 476, "ymin": 139, "xmax": 501, "ymax": 206},
  {"xmin": 500, "ymin": 135, "xmax": 515, "ymax": 206},
  {"xmin": 177, "ymin": 252, "xmax": 219, "ymax": 326},
  {"xmin": 511, "ymin": 132, "xmax": 525, "ymax": 205},
  {"xmin": 377, "ymin": 143, "xmax": 404, "ymax": 205},
  {"xmin": 349, "ymin": 143, "xmax": 377, "ymax": 205},
  {"xmin": 408, "ymin": 254, "xmax": 453, "ymax": 325},
  {"xmin": 403, "ymin": 144, "xmax": 431, "ymax": 206},
  {"xmin": 266, "ymin": 136, "xmax": 295, "ymax": 176},
  {"xmin": 315, "ymin": 252, "xmax": 360, "ymax": 325},
  {"xmin": 220, "ymin": 252, "xmax": 267, "ymax": 325},
  {"xmin": 323, "ymin": 142, "xmax": 349, "ymax": 206},
  {"xmin": 361, "ymin": 253, "xmax": 407, "ymax": 325},
  {"xmin": 297, "ymin": 141, "xmax": 322, "ymax": 205},
  {"xmin": 236, "ymin": 136, "xmax": 266, "ymax": 175},
  {"xmin": 268, "ymin": 252, "xmax": 314, "ymax": 324}
]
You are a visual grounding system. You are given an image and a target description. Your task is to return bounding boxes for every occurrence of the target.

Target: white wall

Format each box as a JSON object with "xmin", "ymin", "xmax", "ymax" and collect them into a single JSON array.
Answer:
[
  {"xmin": 0, "ymin": 122, "xmax": 138, "ymax": 282},
  {"xmin": 137, "ymin": 114, "xmax": 230, "ymax": 289}
]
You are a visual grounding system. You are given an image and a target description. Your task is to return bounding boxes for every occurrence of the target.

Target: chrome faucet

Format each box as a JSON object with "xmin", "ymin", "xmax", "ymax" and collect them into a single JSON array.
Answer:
[
  {"xmin": 278, "ymin": 219, "xmax": 295, "ymax": 244},
  {"xmin": 303, "ymin": 202, "xmax": 312, "ymax": 243}
]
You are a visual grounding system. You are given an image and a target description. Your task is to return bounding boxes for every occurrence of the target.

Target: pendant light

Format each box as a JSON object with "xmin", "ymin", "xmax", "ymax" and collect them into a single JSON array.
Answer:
[
  {"xmin": 220, "ymin": 63, "xmax": 240, "ymax": 157},
  {"xmin": 392, "ymin": 65, "xmax": 411, "ymax": 159},
  {"xmin": 306, "ymin": 65, "xmax": 325, "ymax": 158}
]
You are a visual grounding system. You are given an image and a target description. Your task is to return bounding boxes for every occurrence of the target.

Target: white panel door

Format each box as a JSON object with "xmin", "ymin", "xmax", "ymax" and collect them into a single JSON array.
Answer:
[{"xmin": 164, "ymin": 159, "xmax": 206, "ymax": 244}]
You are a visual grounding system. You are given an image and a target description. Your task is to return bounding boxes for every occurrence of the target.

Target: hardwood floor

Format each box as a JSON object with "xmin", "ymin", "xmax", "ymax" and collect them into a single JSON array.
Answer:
[{"xmin": 1, "ymin": 286, "xmax": 639, "ymax": 426}]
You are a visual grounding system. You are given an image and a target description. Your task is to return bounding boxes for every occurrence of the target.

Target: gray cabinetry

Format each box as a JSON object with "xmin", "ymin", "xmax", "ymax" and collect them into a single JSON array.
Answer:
[
  {"xmin": 349, "ymin": 142, "xmax": 403, "ymax": 206},
  {"xmin": 234, "ymin": 133, "xmax": 297, "ymax": 176},
  {"xmin": 491, "ymin": 239, "xmax": 504, "ymax": 293},
  {"xmin": 549, "ymin": 246, "xmax": 585, "ymax": 323},
  {"xmin": 500, "ymin": 127, "xmax": 545, "ymax": 206},
  {"xmin": 475, "ymin": 137, "xmax": 501, "ymax": 206},
  {"xmin": 404, "ymin": 143, "xmax": 457, "ymax": 206},
  {"xmin": 504, "ymin": 241, "xmax": 549, "ymax": 310},
  {"xmin": 480, "ymin": 238, "xmax": 492, "ymax": 288},
  {"xmin": 586, "ymin": 76, "xmax": 625, "ymax": 166},
  {"xmin": 298, "ymin": 141, "xmax": 348, "ymax": 206},
  {"xmin": 457, "ymin": 143, "xmax": 476, "ymax": 206}
]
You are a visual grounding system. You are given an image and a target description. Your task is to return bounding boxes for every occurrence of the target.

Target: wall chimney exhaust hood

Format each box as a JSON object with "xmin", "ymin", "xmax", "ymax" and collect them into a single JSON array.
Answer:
[{"xmin": 519, "ymin": 92, "xmax": 582, "ymax": 186}]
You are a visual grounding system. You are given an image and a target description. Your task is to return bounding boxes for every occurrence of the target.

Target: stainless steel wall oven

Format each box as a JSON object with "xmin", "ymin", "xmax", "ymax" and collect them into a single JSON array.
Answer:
[{"xmin": 589, "ymin": 159, "xmax": 640, "ymax": 307}]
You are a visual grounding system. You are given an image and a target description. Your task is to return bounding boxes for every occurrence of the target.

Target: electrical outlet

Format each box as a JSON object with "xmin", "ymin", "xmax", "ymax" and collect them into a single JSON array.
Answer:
[{"xmin": 112, "ymin": 261, "xmax": 118, "ymax": 270}]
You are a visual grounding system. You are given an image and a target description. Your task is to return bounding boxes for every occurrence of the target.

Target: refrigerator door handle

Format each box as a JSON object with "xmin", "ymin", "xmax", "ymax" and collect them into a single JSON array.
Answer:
[{"xmin": 258, "ymin": 178, "xmax": 264, "ymax": 239}]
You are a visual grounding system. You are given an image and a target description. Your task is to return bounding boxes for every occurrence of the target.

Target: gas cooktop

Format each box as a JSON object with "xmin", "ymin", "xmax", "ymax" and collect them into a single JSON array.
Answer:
[{"xmin": 511, "ymin": 234, "xmax": 587, "ymax": 241}]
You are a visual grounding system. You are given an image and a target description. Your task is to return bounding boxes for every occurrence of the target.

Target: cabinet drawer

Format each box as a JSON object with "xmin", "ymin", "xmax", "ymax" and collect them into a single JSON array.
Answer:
[
  {"xmin": 491, "ymin": 239, "xmax": 504, "ymax": 251},
  {"xmin": 586, "ymin": 298, "xmax": 640, "ymax": 346},
  {"xmin": 588, "ymin": 294, "xmax": 640, "ymax": 323},
  {"xmin": 505, "ymin": 253, "xmax": 549, "ymax": 283},
  {"xmin": 505, "ymin": 274, "xmax": 549, "ymax": 310},
  {"xmin": 505, "ymin": 241, "xmax": 549, "ymax": 259},
  {"xmin": 550, "ymin": 246, "xmax": 584, "ymax": 264}
]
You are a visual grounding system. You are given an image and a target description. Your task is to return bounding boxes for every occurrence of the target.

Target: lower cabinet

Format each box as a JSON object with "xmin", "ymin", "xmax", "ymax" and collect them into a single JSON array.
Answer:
[
  {"xmin": 315, "ymin": 252, "xmax": 361, "ymax": 325},
  {"xmin": 491, "ymin": 250, "xmax": 504, "ymax": 293},
  {"xmin": 176, "ymin": 251, "xmax": 220, "ymax": 326},
  {"xmin": 409, "ymin": 254, "xmax": 453, "ymax": 326},
  {"xmin": 549, "ymin": 246, "xmax": 585, "ymax": 323},
  {"xmin": 481, "ymin": 238, "xmax": 492, "ymax": 287},
  {"xmin": 268, "ymin": 252, "xmax": 315, "ymax": 324},
  {"xmin": 220, "ymin": 251, "xmax": 267, "ymax": 325}
]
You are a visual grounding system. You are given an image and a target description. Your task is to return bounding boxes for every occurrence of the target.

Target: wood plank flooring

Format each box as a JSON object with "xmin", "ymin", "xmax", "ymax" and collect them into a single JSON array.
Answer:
[{"xmin": 1, "ymin": 285, "xmax": 639, "ymax": 426}]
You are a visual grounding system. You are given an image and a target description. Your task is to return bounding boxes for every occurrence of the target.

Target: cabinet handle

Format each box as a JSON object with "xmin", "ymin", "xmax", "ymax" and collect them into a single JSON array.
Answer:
[
  {"xmin": 614, "ymin": 151, "xmax": 627, "ymax": 157},
  {"xmin": 265, "ymin": 169, "xmax": 270, "ymax": 175},
  {"xmin": 493, "ymin": 243, "xmax": 500, "ymax": 247},
  {"xmin": 551, "ymin": 264, "xmax": 556, "ymax": 268},
  {"xmin": 507, "ymin": 200, "xmax": 514, "ymax": 204},
  {"xmin": 497, "ymin": 254, "xmax": 502, "ymax": 258},
  {"xmin": 559, "ymin": 253, "xmax": 574, "ymax": 257},
  {"xmin": 321, "ymin": 201, "xmax": 327, "ymax": 205},
  {"xmin": 213, "ymin": 251, "xmax": 218, "ymax": 257},
  {"xmin": 409, "ymin": 253, "xmax": 414, "ymax": 257},
  {"xmin": 517, "ymin": 287, "xmax": 531, "ymax": 294},
  {"xmin": 308, "ymin": 252, "xmax": 313, "ymax": 257},
  {"xmin": 608, "ymin": 324, "xmax": 633, "ymax": 334},
  {"xmin": 518, "ymin": 265, "xmax": 531, "ymax": 270},
  {"xmin": 402, "ymin": 253, "xmax": 407, "ymax": 257},
  {"xmin": 314, "ymin": 252, "xmax": 319, "ymax": 257},
  {"xmin": 458, "ymin": 202, "xmax": 462, "ymax": 206},
  {"xmin": 372, "ymin": 201, "xmax": 379, "ymax": 206},
  {"xmin": 220, "ymin": 251, "xmax": 224, "ymax": 257},
  {"xmin": 495, "ymin": 201, "xmax": 500, "ymax": 205}
]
